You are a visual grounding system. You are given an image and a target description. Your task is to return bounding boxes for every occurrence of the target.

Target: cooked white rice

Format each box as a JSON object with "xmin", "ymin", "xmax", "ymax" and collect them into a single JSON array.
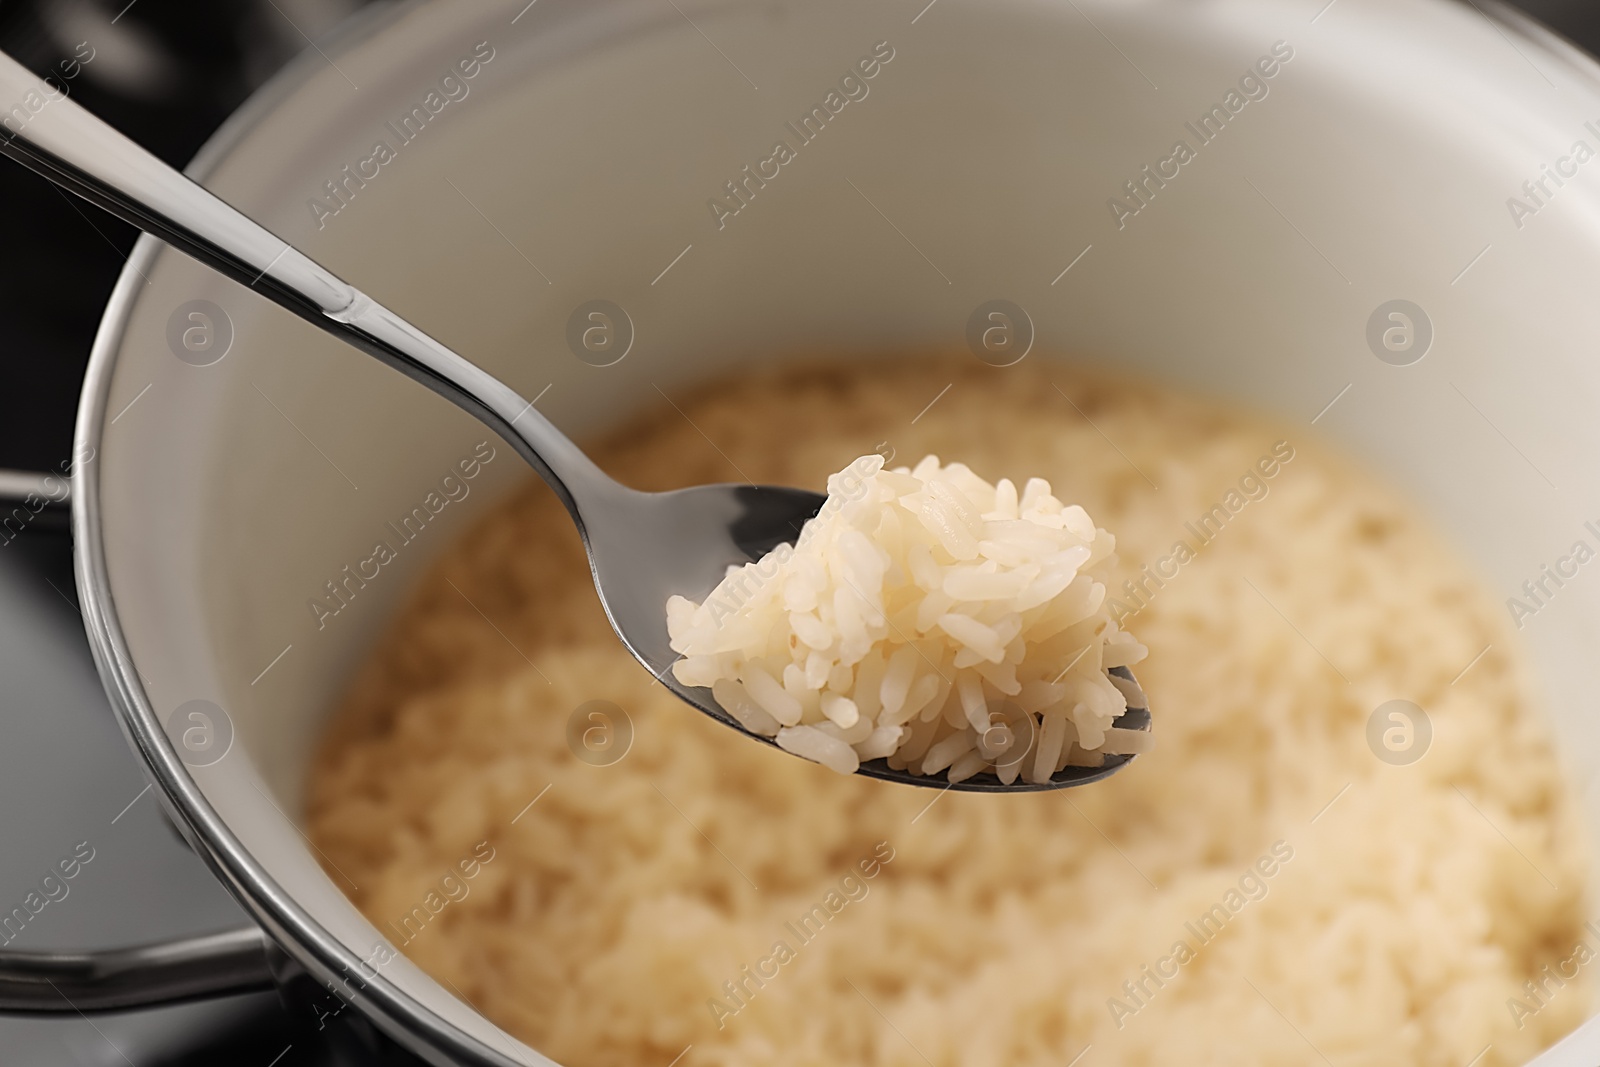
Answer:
[
  {"xmin": 666, "ymin": 454, "xmax": 1148, "ymax": 783},
  {"xmin": 310, "ymin": 358, "xmax": 1594, "ymax": 1067}
]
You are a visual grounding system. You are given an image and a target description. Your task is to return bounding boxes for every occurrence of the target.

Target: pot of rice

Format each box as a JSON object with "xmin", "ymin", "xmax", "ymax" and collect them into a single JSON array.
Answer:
[{"xmin": 54, "ymin": 0, "xmax": 1600, "ymax": 1063}]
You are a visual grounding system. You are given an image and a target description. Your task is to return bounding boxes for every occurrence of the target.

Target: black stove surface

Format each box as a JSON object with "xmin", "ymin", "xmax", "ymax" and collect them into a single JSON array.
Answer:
[{"xmin": 1, "ymin": 0, "xmax": 1599, "ymax": 1063}]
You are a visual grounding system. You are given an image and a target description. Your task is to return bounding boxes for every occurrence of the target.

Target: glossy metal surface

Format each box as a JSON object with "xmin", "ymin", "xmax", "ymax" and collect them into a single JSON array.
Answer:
[
  {"xmin": 0, "ymin": 48, "xmax": 1147, "ymax": 795},
  {"xmin": 0, "ymin": 467, "xmax": 69, "ymax": 533},
  {"xmin": 0, "ymin": 928, "xmax": 274, "ymax": 1012}
]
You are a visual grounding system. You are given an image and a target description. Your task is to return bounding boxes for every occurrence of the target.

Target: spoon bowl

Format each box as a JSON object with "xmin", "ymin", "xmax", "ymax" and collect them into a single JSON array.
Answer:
[
  {"xmin": 587, "ymin": 482, "xmax": 1152, "ymax": 791},
  {"xmin": 580, "ymin": 481, "xmax": 828, "ymax": 678}
]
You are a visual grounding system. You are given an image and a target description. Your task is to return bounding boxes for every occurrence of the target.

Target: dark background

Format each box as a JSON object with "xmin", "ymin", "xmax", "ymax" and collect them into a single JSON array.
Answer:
[
  {"xmin": 1, "ymin": 0, "xmax": 1598, "ymax": 475},
  {"xmin": 0, "ymin": 0, "xmax": 363, "ymax": 474}
]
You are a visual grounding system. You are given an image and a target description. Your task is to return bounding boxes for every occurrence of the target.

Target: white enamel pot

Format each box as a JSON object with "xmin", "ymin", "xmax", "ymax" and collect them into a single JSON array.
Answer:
[{"xmin": 13, "ymin": 0, "xmax": 1600, "ymax": 1062}]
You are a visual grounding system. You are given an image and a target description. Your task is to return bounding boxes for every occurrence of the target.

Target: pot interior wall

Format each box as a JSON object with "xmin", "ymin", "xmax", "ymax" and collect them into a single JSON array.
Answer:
[{"xmin": 91, "ymin": 0, "xmax": 1600, "ymax": 1061}]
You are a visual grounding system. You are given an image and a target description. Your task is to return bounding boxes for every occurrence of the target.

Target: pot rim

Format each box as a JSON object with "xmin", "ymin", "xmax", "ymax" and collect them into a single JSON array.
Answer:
[{"xmin": 70, "ymin": 1, "xmax": 537, "ymax": 1062}]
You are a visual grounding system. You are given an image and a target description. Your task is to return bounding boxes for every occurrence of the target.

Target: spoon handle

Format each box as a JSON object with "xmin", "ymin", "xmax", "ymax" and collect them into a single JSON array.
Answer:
[{"xmin": 0, "ymin": 50, "xmax": 610, "ymax": 520}]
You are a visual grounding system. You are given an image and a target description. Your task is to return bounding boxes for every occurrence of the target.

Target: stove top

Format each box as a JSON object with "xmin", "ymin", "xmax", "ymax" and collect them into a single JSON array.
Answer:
[
  {"xmin": 0, "ymin": 533, "xmax": 430, "ymax": 1065},
  {"xmin": 2, "ymin": 0, "xmax": 1599, "ymax": 1063}
]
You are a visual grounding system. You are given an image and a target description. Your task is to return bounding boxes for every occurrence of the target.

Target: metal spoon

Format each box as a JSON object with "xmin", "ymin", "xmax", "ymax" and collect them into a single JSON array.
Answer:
[{"xmin": 0, "ymin": 51, "xmax": 1148, "ymax": 792}]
